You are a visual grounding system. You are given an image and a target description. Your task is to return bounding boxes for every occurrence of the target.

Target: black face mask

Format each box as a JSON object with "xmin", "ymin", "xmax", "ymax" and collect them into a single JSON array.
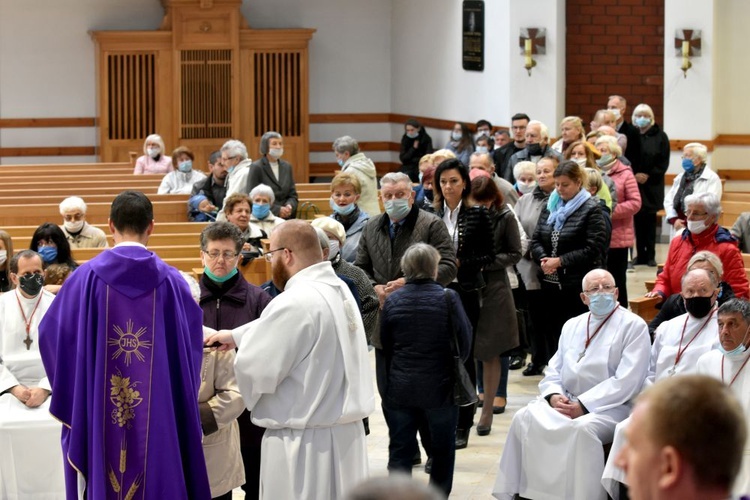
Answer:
[
  {"xmin": 684, "ymin": 295, "xmax": 714, "ymax": 318},
  {"xmin": 527, "ymin": 143, "xmax": 543, "ymax": 156},
  {"xmin": 423, "ymin": 188, "xmax": 434, "ymax": 202},
  {"xmin": 18, "ymin": 273, "xmax": 44, "ymax": 297}
]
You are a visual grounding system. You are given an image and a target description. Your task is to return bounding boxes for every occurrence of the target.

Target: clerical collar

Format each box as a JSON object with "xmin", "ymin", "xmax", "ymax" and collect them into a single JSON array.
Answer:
[
  {"xmin": 15, "ymin": 287, "xmax": 40, "ymax": 303},
  {"xmin": 114, "ymin": 241, "xmax": 147, "ymax": 249}
]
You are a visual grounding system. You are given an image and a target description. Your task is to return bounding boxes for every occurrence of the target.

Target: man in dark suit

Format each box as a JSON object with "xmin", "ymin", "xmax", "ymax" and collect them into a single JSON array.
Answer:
[
  {"xmin": 607, "ymin": 95, "xmax": 642, "ymax": 170},
  {"xmin": 493, "ymin": 113, "xmax": 530, "ymax": 183},
  {"xmin": 246, "ymin": 132, "xmax": 299, "ymax": 219}
]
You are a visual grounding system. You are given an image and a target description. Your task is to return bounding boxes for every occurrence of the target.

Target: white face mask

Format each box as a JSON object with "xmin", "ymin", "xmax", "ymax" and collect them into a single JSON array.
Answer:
[
  {"xmin": 64, "ymin": 219, "xmax": 85, "ymax": 233},
  {"xmin": 573, "ymin": 157, "xmax": 587, "ymax": 168},
  {"xmin": 328, "ymin": 240, "xmax": 340, "ymax": 260},
  {"xmin": 268, "ymin": 148, "xmax": 284, "ymax": 159},
  {"xmin": 610, "ymin": 108, "xmax": 621, "ymax": 120},
  {"xmin": 517, "ymin": 180, "xmax": 537, "ymax": 195},
  {"xmin": 146, "ymin": 147, "xmax": 160, "ymax": 158},
  {"xmin": 687, "ymin": 219, "xmax": 709, "ymax": 234},
  {"xmin": 0, "ymin": 250, "xmax": 6, "ymax": 266}
]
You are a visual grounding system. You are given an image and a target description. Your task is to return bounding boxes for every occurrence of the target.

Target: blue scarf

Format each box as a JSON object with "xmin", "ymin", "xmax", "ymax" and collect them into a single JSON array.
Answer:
[{"xmin": 546, "ymin": 188, "xmax": 591, "ymax": 231}]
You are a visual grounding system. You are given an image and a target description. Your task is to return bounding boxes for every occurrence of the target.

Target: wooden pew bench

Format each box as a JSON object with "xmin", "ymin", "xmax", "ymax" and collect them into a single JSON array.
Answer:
[
  {"xmin": 0, "ymin": 200, "xmax": 190, "ymax": 226},
  {"xmin": 2, "ymin": 222, "xmax": 209, "ymax": 241}
]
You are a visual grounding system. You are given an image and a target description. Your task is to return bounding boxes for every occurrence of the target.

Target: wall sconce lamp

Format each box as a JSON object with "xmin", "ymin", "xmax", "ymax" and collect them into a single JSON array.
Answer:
[
  {"xmin": 519, "ymin": 28, "xmax": 546, "ymax": 76},
  {"xmin": 674, "ymin": 29, "xmax": 701, "ymax": 78}
]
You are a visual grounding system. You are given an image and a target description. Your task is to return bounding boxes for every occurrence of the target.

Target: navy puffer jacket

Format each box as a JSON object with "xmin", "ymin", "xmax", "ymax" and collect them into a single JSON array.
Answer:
[{"xmin": 380, "ymin": 280, "xmax": 472, "ymax": 409}]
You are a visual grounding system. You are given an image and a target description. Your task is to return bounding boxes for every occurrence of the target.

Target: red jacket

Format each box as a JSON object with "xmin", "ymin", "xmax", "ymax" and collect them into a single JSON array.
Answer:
[{"xmin": 654, "ymin": 224, "xmax": 749, "ymax": 299}]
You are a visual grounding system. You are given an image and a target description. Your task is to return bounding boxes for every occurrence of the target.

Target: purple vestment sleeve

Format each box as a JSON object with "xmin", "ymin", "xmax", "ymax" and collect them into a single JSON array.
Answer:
[{"xmin": 40, "ymin": 246, "xmax": 211, "ymax": 499}]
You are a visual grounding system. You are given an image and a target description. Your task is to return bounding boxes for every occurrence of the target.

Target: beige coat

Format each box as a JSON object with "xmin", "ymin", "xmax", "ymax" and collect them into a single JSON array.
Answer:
[{"xmin": 199, "ymin": 349, "xmax": 246, "ymax": 498}]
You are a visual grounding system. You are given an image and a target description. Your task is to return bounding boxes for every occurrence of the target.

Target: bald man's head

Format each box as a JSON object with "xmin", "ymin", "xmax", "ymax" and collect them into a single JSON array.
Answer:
[{"xmin": 272, "ymin": 220, "xmax": 323, "ymax": 267}]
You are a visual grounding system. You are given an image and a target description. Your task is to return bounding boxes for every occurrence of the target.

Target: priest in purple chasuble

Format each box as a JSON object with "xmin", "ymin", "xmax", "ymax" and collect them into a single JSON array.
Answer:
[{"xmin": 39, "ymin": 191, "xmax": 211, "ymax": 500}]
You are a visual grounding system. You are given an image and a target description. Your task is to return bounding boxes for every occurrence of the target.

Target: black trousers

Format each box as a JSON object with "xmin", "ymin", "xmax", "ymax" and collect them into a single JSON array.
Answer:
[
  {"xmin": 536, "ymin": 282, "xmax": 588, "ymax": 362},
  {"xmin": 525, "ymin": 289, "xmax": 549, "ymax": 366},
  {"xmin": 634, "ymin": 210, "xmax": 657, "ymax": 263},
  {"xmin": 608, "ymin": 247, "xmax": 630, "ymax": 307},
  {"xmin": 446, "ymin": 284, "xmax": 480, "ymax": 431}
]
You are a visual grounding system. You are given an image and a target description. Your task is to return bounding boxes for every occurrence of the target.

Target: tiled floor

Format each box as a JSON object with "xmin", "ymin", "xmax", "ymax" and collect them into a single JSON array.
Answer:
[{"xmin": 233, "ymin": 244, "xmax": 668, "ymax": 499}]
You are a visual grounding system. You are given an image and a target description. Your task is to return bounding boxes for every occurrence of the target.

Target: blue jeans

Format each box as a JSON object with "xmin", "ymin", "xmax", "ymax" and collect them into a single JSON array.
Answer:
[
  {"xmin": 477, "ymin": 356, "xmax": 510, "ymax": 398},
  {"xmin": 383, "ymin": 404, "xmax": 458, "ymax": 496}
]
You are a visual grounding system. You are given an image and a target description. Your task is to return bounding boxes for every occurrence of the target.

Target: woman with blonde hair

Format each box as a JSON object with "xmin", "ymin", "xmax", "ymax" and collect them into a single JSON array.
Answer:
[
  {"xmin": 329, "ymin": 172, "xmax": 369, "ymax": 262},
  {"xmin": 551, "ymin": 116, "xmax": 585, "ymax": 154}
]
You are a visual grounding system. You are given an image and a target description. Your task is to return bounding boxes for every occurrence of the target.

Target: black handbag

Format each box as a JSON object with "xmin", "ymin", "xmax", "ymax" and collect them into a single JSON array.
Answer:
[{"xmin": 444, "ymin": 289, "xmax": 477, "ymax": 407}]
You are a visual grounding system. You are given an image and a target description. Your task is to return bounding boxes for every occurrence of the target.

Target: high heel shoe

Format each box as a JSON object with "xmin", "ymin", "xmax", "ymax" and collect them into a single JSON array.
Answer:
[
  {"xmin": 476, "ymin": 424, "xmax": 491, "ymax": 436},
  {"xmin": 455, "ymin": 428, "xmax": 470, "ymax": 449}
]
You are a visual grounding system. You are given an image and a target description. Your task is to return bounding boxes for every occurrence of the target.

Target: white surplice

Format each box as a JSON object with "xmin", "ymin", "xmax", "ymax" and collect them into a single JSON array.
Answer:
[
  {"xmin": 493, "ymin": 306, "xmax": 650, "ymax": 500},
  {"xmin": 0, "ymin": 288, "xmax": 64, "ymax": 500},
  {"xmin": 697, "ymin": 349, "xmax": 750, "ymax": 496},
  {"xmin": 602, "ymin": 310, "xmax": 719, "ymax": 499},
  {"xmin": 231, "ymin": 261, "xmax": 375, "ymax": 500}
]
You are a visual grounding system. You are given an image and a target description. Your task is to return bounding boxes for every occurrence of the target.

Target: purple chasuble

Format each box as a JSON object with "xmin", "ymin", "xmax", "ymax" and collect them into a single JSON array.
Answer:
[{"xmin": 39, "ymin": 245, "xmax": 211, "ymax": 499}]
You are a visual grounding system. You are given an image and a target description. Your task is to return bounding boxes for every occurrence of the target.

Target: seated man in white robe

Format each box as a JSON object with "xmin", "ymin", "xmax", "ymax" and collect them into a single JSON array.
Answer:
[
  {"xmin": 615, "ymin": 375, "xmax": 746, "ymax": 500},
  {"xmin": 697, "ymin": 298, "xmax": 750, "ymax": 496},
  {"xmin": 0, "ymin": 250, "xmax": 64, "ymax": 498},
  {"xmin": 206, "ymin": 220, "xmax": 375, "ymax": 500},
  {"xmin": 602, "ymin": 268, "xmax": 721, "ymax": 499},
  {"xmin": 493, "ymin": 269, "xmax": 650, "ymax": 500}
]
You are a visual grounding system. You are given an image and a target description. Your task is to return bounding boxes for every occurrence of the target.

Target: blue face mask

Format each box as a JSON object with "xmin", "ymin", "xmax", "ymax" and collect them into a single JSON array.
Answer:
[
  {"xmin": 406, "ymin": 131, "xmax": 419, "ymax": 139},
  {"xmin": 719, "ymin": 327, "xmax": 750, "ymax": 359},
  {"xmin": 38, "ymin": 246, "xmax": 58, "ymax": 264},
  {"xmin": 204, "ymin": 266, "xmax": 238, "ymax": 284},
  {"xmin": 252, "ymin": 203, "xmax": 271, "ymax": 220},
  {"xmin": 634, "ymin": 116, "xmax": 651, "ymax": 129},
  {"xmin": 178, "ymin": 160, "xmax": 192, "ymax": 173},
  {"xmin": 227, "ymin": 165, "xmax": 236, "ymax": 175},
  {"xmin": 588, "ymin": 292, "xmax": 617, "ymax": 317},
  {"xmin": 682, "ymin": 158, "xmax": 695, "ymax": 173},
  {"xmin": 451, "ymin": 132, "xmax": 462, "ymax": 141},
  {"xmin": 329, "ymin": 197, "xmax": 356, "ymax": 216},
  {"xmin": 384, "ymin": 198, "xmax": 411, "ymax": 221},
  {"xmin": 337, "ymin": 159, "xmax": 345, "ymax": 168},
  {"xmin": 476, "ymin": 146, "xmax": 489, "ymax": 154}
]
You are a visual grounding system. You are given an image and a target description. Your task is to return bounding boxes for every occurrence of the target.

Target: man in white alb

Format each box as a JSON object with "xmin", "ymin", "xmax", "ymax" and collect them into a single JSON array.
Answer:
[
  {"xmin": 493, "ymin": 269, "xmax": 650, "ymax": 500},
  {"xmin": 602, "ymin": 268, "xmax": 720, "ymax": 499},
  {"xmin": 206, "ymin": 220, "xmax": 375, "ymax": 499},
  {"xmin": 0, "ymin": 250, "xmax": 63, "ymax": 498},
  {"xmin": 697, "ymin": 297, "xmax": 750, "ymax": 496}
]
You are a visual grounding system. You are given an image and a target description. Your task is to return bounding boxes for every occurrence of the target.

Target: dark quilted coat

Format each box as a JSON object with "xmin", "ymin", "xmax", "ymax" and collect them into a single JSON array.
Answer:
[
  {"xmin": 635, "ymin": 123, "xmax": 670, "ymax": 213},
  {"xmin": 436, "ymin": 204, "xmax": 495, "ymax": 291},
  {"xmin": 530, "ymin": 196, "xmax": 609, "ymax": 291},
  {"xmin": 380, "ymin": 280, "xmax": 472, "ymax": 409}
]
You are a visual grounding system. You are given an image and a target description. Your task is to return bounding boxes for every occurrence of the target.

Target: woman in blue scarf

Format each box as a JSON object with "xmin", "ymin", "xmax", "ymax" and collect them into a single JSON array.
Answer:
[{"xmin": 529, "ymin": 161, "xmax": 609, "ymax": 371}]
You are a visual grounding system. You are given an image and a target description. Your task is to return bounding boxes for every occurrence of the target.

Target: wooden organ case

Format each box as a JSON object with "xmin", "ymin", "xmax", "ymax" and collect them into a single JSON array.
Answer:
[{"xmin": 92, "ymin": 0, "xmax": 315, "ymax": 180}]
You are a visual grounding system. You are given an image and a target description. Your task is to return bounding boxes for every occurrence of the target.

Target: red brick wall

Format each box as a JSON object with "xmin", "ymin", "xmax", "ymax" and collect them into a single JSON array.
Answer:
[{"xmin": 566, "ymin": 0, "xmax": 664, "ymax": 127}]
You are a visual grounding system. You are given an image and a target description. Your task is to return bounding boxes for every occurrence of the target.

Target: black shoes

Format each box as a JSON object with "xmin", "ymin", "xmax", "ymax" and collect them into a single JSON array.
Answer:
[
  {"xmin": 424, "ymin": 457, "xmax": 433, "ymax": 474},
  {"xmin": 522, "ymin": 363, "xmax": 545, "ymax": 376},
  {"xmin": 509, "ymin": 355, "xmax": 526, "ymax": 370},
  {"xmin": 477, "ymin": 424, "xmax": 491, "ymax": 436},
  {"xmin": 455, "ymin": 428, "xmax": 470, "ymax": 449},
  {"xmin": 412, "ymin": 452, "xmax": 422, "ymax": 466},
  {"xmin": 647, "ymin": 259, "xmax": 657, "ymax": 267}
]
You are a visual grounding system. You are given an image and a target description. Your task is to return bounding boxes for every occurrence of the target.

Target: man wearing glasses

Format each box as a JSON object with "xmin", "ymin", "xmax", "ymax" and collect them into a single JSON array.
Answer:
[
  {"xmin": 199, "ymin": 221, "xmax": 271, "ymax": 500},
  {"xmin": 494, "ymin": 269, "xmax": 650, "ymax": 500},
  {"xmin": 493, "ymin": 112, "xmax": 530, "ymax": 183},
  {"xmin": 206, "ymin": 220, "xmax": 374, "ymax": 499}
]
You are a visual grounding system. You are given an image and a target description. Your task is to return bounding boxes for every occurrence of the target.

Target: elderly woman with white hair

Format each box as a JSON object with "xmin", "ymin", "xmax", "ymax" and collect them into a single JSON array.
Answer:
[
  {"xmin": 216, "ymin": 139, "xmax": 253, "ymax": 222},
  {"xmin": 58, "ymin": 196, "xmax": 108, "ymax": 248},
  {"xmin": 133, "ymin": 134, "xmax": 172, "ymax": 174},
  {"xmin": 512, "ymin": 161, "xmax": 537, "ymax": 196},
  {"xmin": 248, "ymin": 183, "xmax": 284, "ymax": 236},
  {"xmin": 645, "ymin": 192, "xmax": 749, "ymax": 303},
  {"xmin": 664, "ymin": 142, "xmax": 722, "ymax": 233},
  {"xmin": 332, "ymin": 135, "xmax": 381, "ymax": 217},
  {"xmin": 247, "ymin": 132, "xmax": 298, "ymax": 219},
  {"xmin": 595, "ymin": 135, "xmax": 641, "ymax": 306},
  {"xmin": 631, "ymin": 103, "xmax": 670, "ymax": 266}
]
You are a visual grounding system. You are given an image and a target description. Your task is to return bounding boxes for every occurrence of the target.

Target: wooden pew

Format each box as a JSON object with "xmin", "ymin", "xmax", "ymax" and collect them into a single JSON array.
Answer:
[
  {"xmin": 0, "ymin": 186, "xmax": 162, "ymax": 198},
  {"xmin": 720, "ymin": 201, "xmax": 750, "ymax": 227},
  {"xmin": 629, "ymin": 296, "xmax": 661, "ymax": 323},
  {"xmin": 73, "ymin": 245, "xmax": 201, "ymax": 262},
  {"xmin": 0, "ymin": 173, "xmax": 166, "ymax": 183},
  {"xmin": 296, "ymin": 199, "xmax": 332, "ymax": 220},
  {"xmin": 0, "ymin": 194, "xmax": 188, "ymax": 206},
  {"xmin": 0, "ymin": 166, "xmax": 134, "ymax": 176},
  {"xmin": 722, "ymin": 192, "xmax": 750, "ymax": 202},
  {"xmin": 76, "ymin": 256, "xmax": 203, "ymax": 273},
  {"xmin": 2, "ymin": 222, "xmax": 208, "ymax": 241},
  {"xmin": 0, "ymin": 162, "xmax": 131, "ymax": 172},
  {"xmin": 0, "ymin": 179, "xmax": 163, "ymax": 192},
  {"xmin": 192, "ymin": 257, "xmax": 270, "ymax": 287},
  {"xmin": 0, "ymin": 200, "xmax": 190, "ymax": 226}
]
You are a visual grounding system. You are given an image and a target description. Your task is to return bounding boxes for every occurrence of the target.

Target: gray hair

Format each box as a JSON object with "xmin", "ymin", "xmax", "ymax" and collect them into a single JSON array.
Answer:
[
  {"xmin": 608, "ymin": 95, "xmax": 627, "ymax": 107},
  {"xmin": 200, "ymin": 222, "xmax": 244, "ymax": 254},
  {"xmin": 684, "ymin": 192, "xmax": 722, "ymax": 217},
  {"xmin": 250, "ymin": 183, "xmax": 275, "ymax": 204},
  {"xmin": 10, "ymin": 249, "xmax": 42, "ymax": 274},
  {"xmin": 333, "ymin": 136, "xmax": 360, "ymax": 156},
  {"xmin": 513, "ymin": 160, "xmax": 536, "ymax": 180},
  {"xmin": 380, "ymin": 172, "xmax": 412, "ymax": 189},
  {"xmin": 143, "ymin": 134, "xmax": 165, "ymax": 155},
  {"xmin": 595, "ymin": 135, "xmax": 623, "ymax": 157},
  {"xmin": 718, "ymin": 298, "xmax": 750, "ymax": 324},
  {"xmin": 59, "ymin": 196, "xmax": 87, "ymax": 215},
  {"xmin": 581, "ymin": 269, "xmax": 615, "ymax": 290},
  {"xmin": 400, "ymin": 243, "xmax": 440, "ymax": 281},
  {"xmin": 688, "ymin": 250, "xmax": 724, "ymax": 279},
  {"xmin": 313, "ymin": 226, "xmax": 330, "ymax": 252},
  {"xmin": 221, "ymin": 139, "xmax": 248, "ymax": 160},
  {"xmin": 260, "ymin": 131, "xmax": 282, "ymax": 155},
  {"xmin": 681, "ymin": 268, "xmax": 719, "ymax": 290},
  {"xmin": 346, "ymin": 474, "xmax": 445, "ymax": 500},
  {"xmin": 470, "ymin": 151, "xmax": 492, "ymax": 164},
  {"xmin": 684, "ymin": 142, "xmax": 709, "ymax": 164},
  {"xmin": 526, "ymin": 120, "xmax": 549, "ymax": 142}
]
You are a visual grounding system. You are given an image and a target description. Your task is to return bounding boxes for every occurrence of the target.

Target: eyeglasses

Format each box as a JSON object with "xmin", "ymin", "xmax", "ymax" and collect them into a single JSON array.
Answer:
[
  {"xmin": 203, "ymin": 251, "xmax": 238, "ymax": 261},
  {"xmin": 63, "ymin": 214, "xmax": 84, "ymax": 222},
  {"xmin": 264, "ymin": 247, "xmax": 287, "ymax": 262},
  {"xmin": 583, "ymin": 284, "xmax": 616, "ymax": 296}
]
